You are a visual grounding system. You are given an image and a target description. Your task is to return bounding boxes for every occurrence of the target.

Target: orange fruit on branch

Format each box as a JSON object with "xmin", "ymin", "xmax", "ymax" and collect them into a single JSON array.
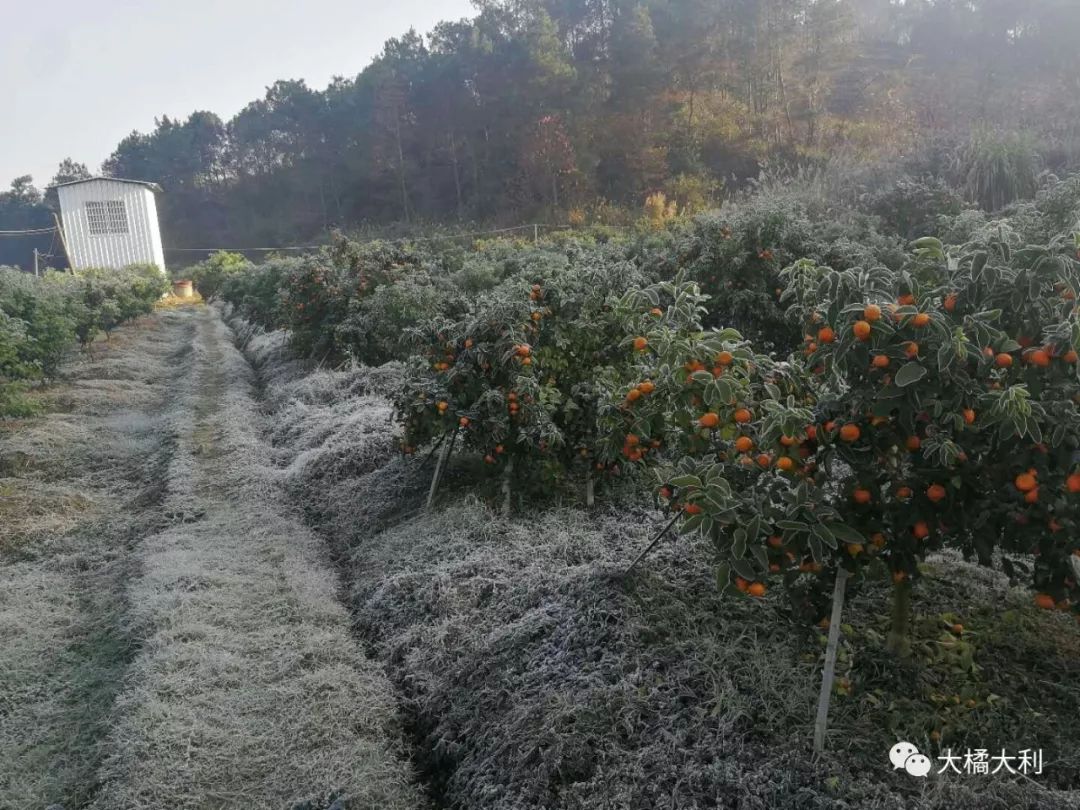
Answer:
[
  {"xmin": 734, "ymin": 408, "xmax": 752, "ymax": 424},
  {"xmin": 853, "ymin": 320, "xmax": 872, "ymax": 341},
  {"xmin": 437, "ymin": 401, "xmax": 449, "ymax": 412},
  {"xmin": 747, "ymin": 582, "xmax": 767, "ymax": 598},
  {"xmin": 715, "ymin": 350, "xmax": 734, "ymax": 366},
  {"xmin": 872, "ymin": 354, "xmax": 890, "ymax": 369},
  {"xmin": 943, "ymin": 293, "xmax": 957, "ymax": 312},
  {"xmin": 637, "ymin": 380, "xmax": 655, "ymax": 394},
  {"xmin": 912, "ymin": 521, "xmax": 930, "ymax": 539},
  {"xmin": 995, "ymin": 352, "xmax": 1013, "ymax": 368},
  {"xmin": 912, "ymin": 312, "xmax": 931, "ymax": 328},
  {"xmin": 926, "ymin": 483, "xmax": 947, "ymax": 503},
  {"xmin": 1014, "ymin": 472, "xmax": 1037, "ymax": 493},
  {"xmin": 777, "ymin": 457, "xmax": 795, "ymax": 472},
  {"xmin": 864, "ymin": 303, "xmax": 882, "ymax": 322},
  {"xmin": 817, "ymin": 326, "xmax": 836, "ymax": 344},
  {"xmin": 632, "ymin": 336, "xmax": 648, "ymax": 351},
  {"xmin": 698, "ymin": 412, "xmax": 720, "ymax": 428},
  {"xmin": 1035, "ymin": 593, "xmax": 1056, "ymax": 610},
  {"xmin": 734, "ymin": 436, "xmax": 754, "ymax": 453},
  {"xmin": 1066, "ymin": 472, "xmax": 1080, "ymax": 493},
  {"xmin": 839, "ymin": 424, "xmax": 861, "ymax": 442},
  {"xmin": 853, "ymin": 488, "xmax": 872, "ymax": 504}
]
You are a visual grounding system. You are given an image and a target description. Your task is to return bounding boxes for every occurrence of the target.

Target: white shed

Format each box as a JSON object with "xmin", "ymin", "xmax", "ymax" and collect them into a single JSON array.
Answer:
[{"xmin": 51, "ymin": 177, "xmax": 166, "ymax": 273}]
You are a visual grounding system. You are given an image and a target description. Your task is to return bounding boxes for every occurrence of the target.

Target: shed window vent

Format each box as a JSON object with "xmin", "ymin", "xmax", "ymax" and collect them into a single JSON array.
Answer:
[{"xmin": 85, "ymin": 200, "xmax": 129, "ymax": 235}]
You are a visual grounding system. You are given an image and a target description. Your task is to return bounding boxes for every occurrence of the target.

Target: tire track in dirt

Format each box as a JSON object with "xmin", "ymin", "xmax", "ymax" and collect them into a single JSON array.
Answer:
[{"xmin": 87, "ymin": 306, "xmax": 423, "ymax": 810}]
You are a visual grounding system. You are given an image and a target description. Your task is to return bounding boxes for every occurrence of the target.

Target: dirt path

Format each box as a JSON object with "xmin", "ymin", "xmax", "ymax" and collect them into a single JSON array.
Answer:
[{"xmin": 0, "ymin": 305, "xmax": 422, "ymax": 810}]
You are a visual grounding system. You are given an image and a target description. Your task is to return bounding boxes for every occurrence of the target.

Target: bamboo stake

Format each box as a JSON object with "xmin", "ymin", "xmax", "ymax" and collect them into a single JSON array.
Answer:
[
  {"xmin": 623, "ymin": 512, "xmax": 682, "ymax": 577},
  {"xmin": 813, "ymin": 567, "xmax": 850, "ymax": 754},
  {"xmin": 426, "ymin": 430, "xmax": 456, "ymax": 510},
  {"xmin": 501, "ymin": 456, "xmax": 514, "ymax": 516}
]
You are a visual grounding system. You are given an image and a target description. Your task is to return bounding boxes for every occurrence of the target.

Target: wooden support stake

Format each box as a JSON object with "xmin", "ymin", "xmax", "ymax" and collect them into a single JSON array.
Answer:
[
  {"xmin": 501, "ymin": 456, "xmax": 514, "ymax": 516},
  {"xmin": 426, "ymin": 430, "xmax": 456, "ymax": 510},
  {"xmin": 813, "ymin": 567, "xmax": 850, "ymax": 754}
]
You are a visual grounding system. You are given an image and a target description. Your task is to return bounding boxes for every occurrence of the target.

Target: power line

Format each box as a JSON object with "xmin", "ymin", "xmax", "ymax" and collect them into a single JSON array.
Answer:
[{"xmin": 0, "ymin": 226, "xmax": 58, "ymax": 237}]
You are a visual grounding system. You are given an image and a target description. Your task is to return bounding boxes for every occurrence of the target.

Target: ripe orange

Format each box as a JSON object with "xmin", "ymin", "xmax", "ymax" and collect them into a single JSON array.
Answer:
[
  {"xmin": 767, "ymin": 535, "xmax": 784, "ymax": 548},
  {"xmin": 905, "ymin": 435, "xmax": 921, "ymax": 451},
  {"xmin": 805, "ymin": 425, "xmax": 818, "ymax": 441},
  {"xmin": 632, "ymin": 336, "xmax": 648, "ymax": 351},
  {"xmin": 734, "ymin": 408, "xmax": 752, "ymax": 424},
  {"xmin": 516, "ymin": 344, "xmax": 531, "ymax": 357},
  {"xmin": 1027, "ymin": 349, "xmax": 1050, "ymax": 367},
  {"xmin": 903, "ymin": 341, "xmax": 920, "ymax": 358},
  {"xmin": 853, "ymin": 320, "xmax": 872, "ymax": 341},
  {"xmin": 1014, "ymin": 472, "xmax": 1037, "ymax": 492},
  {"xmin": 484, "ymin": 454, "xmax": 495, "ymax": 464},
  {"xmin": 699, "ymin": 412, "xmax": 720, "ymax": 428},
  {"xmin": 1035, "ymin": 593, "xmax": 1056, "ymax": 610},
  {"xmin": 912, "ymin": 312, "xmax": 931, "ymax": 328},
  {"xmin": 871, "ymin": 532, "xmax": 887, "ymax": 548},
  {"xmin": 715, "ymin": 350, "xmax": 734, "ymax": 366},
  {"xmin": 839, "ymin": 424, "xmax": 861, "ymax": 443},
  {"xmin": 638, "ymin": 380, "xmax": 655, "ymax": 394},
  {"xmin": 684, "ymin": 503, "xmax": 703, "ymax": 515},
  {"xmin": 495, "ymin": 444, "xmax": 504, "ymax": 454},
  {"xmin": 853, "ymin": 488, "xmax": 872, "ymax": 504},
  {"xmin": 747, "ymin": 582, "xmax": 767, "ymax": 598},
  {"xmin": 912, "ymin": 521, "xmax": 930, "ymax": 540},
  {"xmin": 649, "ymin": 307, "xmax": 663, "ymax": 317},
  {"xmin": 1066, "ymin": 472, "xmax": 1080, "ymax": 493},
  {"xmin": 777, "ymin": 457, "xmax": 795, "ymax": 472},
  {"xmin": 625, "ymin": 434, "xmax": 640, "ymax": 447},
  {"xmin": 735, "ymin": 577, "xmax": 749, "ymax": 592},
  {"xmin": 898, "ymin": 293, "xmax": 916, "ymax": 306},
  {"xmin": 818, "ymin": 326, "xmax": 836, "ymax": 344},
  {"xmin": 864, "ymin": 303, "xmax": 882, "ymax": 322},
  {"xmin": 1025, "ymin": 487, "xmax": 1039, "ymax": 504},
  {"xmin": 896, "ymin": 486, "xmax": 913, "ymax": 499},
  {"xmin": 437, "ymin": 401, "xmax": 449, "ymax": 412},
  {"xmin": 779, "ymin": 435, "xmax": 796, "ymax": 447},
  {"xmin": 927, "ymin": 483, "xmax": 946, "ymax": 503},
  {"xmin": 1063, "ymin": 348, "xmax": 1079, "ymax": 364},
  {"xmin": 962, "ymin": 408, "xmax": 975, "ymax": 425},
  {"xmin": 659, "ymin": 486, "xmax": 672, "ymax": 499},
  {"xmin": 734, "ymin": 436, "xmax": 754, "ymax": 453},
  {"xmin": 872, "ymin": 354, "xmax": 890, "ymax": 369},
  {"xmin": 459, "ymin": 416, "xmax": 470, "ymax": 427},
  {"xmin": 951, "ymin": 623, "xmax": 963, "ymax": 634},
  {"xmin": 995, "ymin": 352, "xmax": 1013, "ymax": 368},
  {"xmin": 943, "ymin": 293, "xmax": 957, "ymax": 312},
  {"xmin": 847, "ymin": 543, "xmax": 864, "ymax": 557},
  {"xmin": 756, "ymin": 453, "xmax": 772, "ymax": 468}
]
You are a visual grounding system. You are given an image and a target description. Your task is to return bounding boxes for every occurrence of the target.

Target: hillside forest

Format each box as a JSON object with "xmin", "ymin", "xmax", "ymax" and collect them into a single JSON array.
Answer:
[{"xmin": 3, "ymin": 0, "xmax": 1080, "ymax": 270}]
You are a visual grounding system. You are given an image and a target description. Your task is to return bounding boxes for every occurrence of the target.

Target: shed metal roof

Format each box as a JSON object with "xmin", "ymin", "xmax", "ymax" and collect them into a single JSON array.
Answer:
[{"xmin": 48, "ymin": 176, "xmax": 163, "ymax": 193}]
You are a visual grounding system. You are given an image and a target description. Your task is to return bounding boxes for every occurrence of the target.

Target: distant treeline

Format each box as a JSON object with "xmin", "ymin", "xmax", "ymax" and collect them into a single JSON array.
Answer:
[{"xmin": 3, "ymin": 0, "xmax": 1080, "ymax": 269}]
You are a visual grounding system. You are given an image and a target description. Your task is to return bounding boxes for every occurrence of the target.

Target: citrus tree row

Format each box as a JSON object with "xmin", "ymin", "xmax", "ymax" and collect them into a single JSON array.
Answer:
[{"xmin": 395, "ymin": 230, "xmax": 1080, "ymax": 637}]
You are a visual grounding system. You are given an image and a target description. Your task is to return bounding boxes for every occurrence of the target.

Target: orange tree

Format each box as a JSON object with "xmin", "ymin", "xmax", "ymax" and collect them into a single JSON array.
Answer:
[
  {"xmin": 393, "ymin": 257, "xmax": 651, "ymax": 508},
  {"xmin": 612, "ymin": 229, "xmax": 1080, "ymax": 646}
]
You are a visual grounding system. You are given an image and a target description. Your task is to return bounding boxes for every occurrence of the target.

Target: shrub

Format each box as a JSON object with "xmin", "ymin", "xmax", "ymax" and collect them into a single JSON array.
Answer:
[
  {"xmin": 188, "ymin": 251, "xmax": 253, "ymax": 300},
  {"xmin": 954, "ymin": 130, "xmax": 1041, "ymax": 212}
]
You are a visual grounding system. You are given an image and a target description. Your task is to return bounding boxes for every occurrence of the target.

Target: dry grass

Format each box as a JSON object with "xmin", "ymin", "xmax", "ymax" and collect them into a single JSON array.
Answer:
[{"xmin": 88, "ymin": 308, "xmax": 423, "ymax": 810}]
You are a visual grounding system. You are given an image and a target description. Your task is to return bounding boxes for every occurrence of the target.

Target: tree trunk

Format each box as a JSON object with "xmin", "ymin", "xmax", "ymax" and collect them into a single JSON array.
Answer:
[
  {"xmin": 501, "ymin": 456, "xmax": 514, "ymax": 516},
  {"xmin": 886, "ymin": 577, "xmax": 913, "ymax": 657},
  {"xmin": 585, "ymin": 468, "xmax": 595, "ymax": 508},
  {"xmin": 449, "ymin": 130, "xmax": 464, "ymax": 221},
  {"xmin": 813, "ymin": 567, "xmax": 849, "ymax": 754},
  {"xmin": 394, "ymin": 106, "xmax": 410, "ymax": 224}
]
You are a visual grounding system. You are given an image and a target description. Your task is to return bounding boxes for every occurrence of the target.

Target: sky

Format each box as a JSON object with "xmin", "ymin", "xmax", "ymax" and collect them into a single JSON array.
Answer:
[{"xmin": 2, "ymin": 0, "xmax": 476, "ymax": 189}]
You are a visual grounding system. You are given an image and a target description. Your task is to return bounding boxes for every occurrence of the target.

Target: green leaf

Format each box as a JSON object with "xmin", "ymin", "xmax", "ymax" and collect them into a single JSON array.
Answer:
[
  {"xmin": 894, "ymin": 362, "xmax": 927, "ymax": 387},
  {"xmin": 824, "ymin": 522, "xmax": 867, "ymax": 544}
]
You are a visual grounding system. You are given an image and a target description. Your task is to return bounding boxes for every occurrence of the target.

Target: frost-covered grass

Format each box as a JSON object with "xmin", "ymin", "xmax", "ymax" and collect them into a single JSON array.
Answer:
[
  {"xmin": 249, "ymin": 318, "xmax": 1080, "ymax": 810},
  {"xmin": 89, "ymin": 309, "xmax": 423, "ymax": 810}
]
